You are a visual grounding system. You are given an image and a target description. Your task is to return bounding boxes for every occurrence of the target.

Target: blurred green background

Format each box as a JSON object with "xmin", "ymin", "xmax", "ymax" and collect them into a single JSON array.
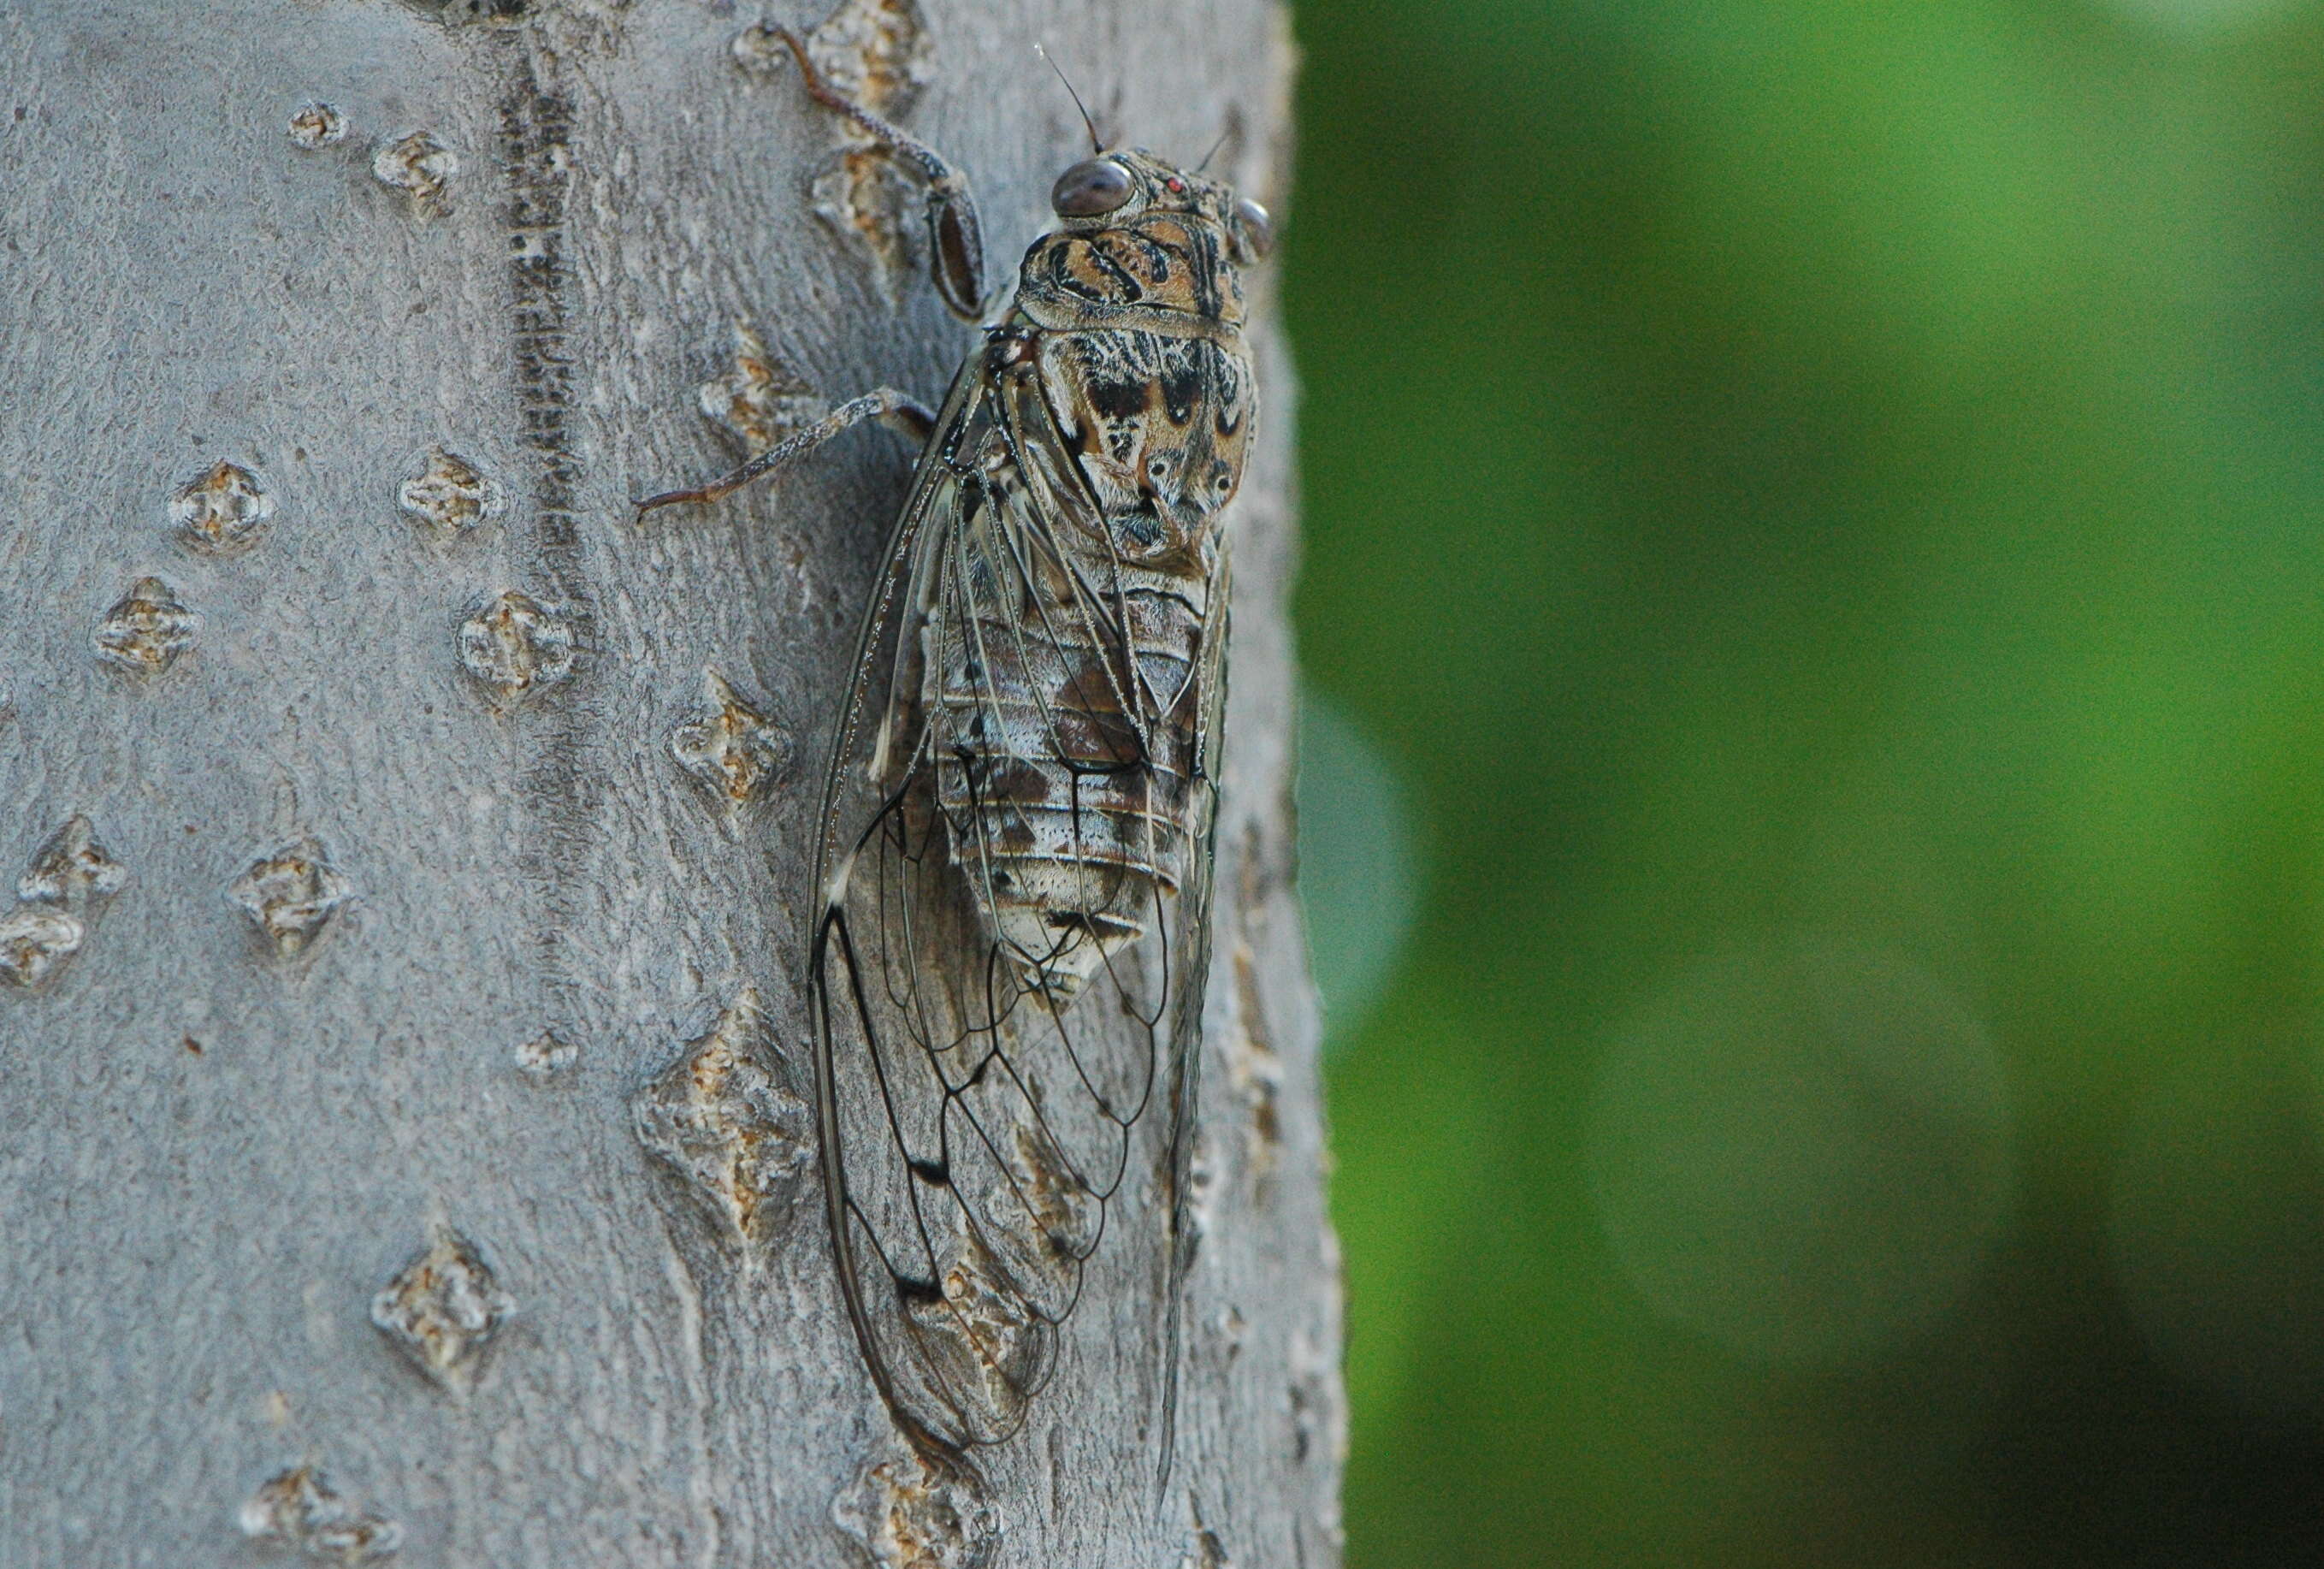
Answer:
[{"xmin": 1282, "ymin": 1, "xmax": 2324, "ymax": 1564}]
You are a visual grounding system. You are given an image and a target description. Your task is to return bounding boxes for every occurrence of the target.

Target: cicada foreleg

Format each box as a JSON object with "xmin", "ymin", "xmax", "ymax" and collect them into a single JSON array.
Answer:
[
  {"xmin": 761, "ymin": 24, "xmax": 987, "ymax": 321},
  {"xmin": 635, "ymin": 387, "xmax": 937, "ymax": 518}
]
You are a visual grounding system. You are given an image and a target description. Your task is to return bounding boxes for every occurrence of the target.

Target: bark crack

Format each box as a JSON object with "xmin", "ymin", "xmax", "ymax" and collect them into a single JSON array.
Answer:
[{"xmin": 500, "ymin": 47, "xmax": 602, "ymax": 1018}]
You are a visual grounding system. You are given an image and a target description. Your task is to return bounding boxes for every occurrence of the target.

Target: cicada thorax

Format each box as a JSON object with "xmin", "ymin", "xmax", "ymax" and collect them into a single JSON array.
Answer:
[
  {"xmin": 1027, "ymin": 209, "xmax": 1249, "ymax": 327},
  {"xmin": 1040, "ymin": 328, "xmax": 1254, "ymax": 554}
]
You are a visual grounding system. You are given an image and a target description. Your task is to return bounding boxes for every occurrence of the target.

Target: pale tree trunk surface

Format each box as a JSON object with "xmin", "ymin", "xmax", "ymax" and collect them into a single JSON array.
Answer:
[{"xmin": 0, "ymin": 2, "xmax": 1334, "ymax": 1566}]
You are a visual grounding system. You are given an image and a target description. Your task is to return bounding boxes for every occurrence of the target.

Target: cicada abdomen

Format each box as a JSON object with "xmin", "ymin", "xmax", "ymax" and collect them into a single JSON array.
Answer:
[
  {"xmin": 933, "ymin": 329, "xmax": 1250, "ymax": 1004},
  {"xmin": 637, "ymin": 29, "xmax": 1273, "ymax": 1477}
]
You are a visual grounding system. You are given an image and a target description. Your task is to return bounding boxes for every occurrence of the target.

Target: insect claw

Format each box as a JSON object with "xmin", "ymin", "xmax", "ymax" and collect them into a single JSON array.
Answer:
[
  {"xmin": 765, "ymin": 21, "xmax": 987, "ymax": 318},
  {"xmin": 927, "ymin": 186, "xmax": 988, "ymax": 323}
]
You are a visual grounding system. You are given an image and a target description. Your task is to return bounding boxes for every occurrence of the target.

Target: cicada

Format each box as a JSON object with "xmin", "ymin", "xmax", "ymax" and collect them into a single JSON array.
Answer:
[{"xmin": 639, "ymin": 30, "xmax": 1273, "ymax": 1476}]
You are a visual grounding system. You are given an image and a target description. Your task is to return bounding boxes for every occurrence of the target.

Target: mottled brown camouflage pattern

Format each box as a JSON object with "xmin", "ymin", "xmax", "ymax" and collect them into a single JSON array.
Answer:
[
  {"xmin": 801, "ymin": 145, "xmax": 1264, "ymax": 1471},
  {"xmin": 925, "ymin": 198, "xmax": 1252, "ymax": 995}
]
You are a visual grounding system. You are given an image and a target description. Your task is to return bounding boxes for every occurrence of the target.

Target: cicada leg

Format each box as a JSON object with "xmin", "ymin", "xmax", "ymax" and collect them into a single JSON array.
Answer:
[
  {"xmin": 761, "ymin": 24, "xmax": 987, "ymax": 321},
  {"xmin": 634, "ymin": 387, "xmax": 936, "ymax": 518}
]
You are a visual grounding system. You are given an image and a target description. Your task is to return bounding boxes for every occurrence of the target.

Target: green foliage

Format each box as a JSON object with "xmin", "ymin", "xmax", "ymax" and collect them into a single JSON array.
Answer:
[{"xmin": 1289, "ymin": 1, "xmax": 2324, "ymax": 1562}]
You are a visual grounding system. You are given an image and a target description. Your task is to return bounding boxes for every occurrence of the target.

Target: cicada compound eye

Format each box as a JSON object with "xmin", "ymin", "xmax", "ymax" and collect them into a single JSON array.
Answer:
[
  {"xmin": 1230, "ymin": 197, "xmax": 1274, "ymax": 261},
  {"xmin": 1051, "ymin": 157, "xmax": 1134, "ymax": 217}
]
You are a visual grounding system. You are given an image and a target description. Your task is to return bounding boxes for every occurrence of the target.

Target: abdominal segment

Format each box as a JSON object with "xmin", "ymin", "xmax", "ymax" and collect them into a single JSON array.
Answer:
[{"xmin": 927, "ymin": 466, "xmax": 1213, "ymax": 999}]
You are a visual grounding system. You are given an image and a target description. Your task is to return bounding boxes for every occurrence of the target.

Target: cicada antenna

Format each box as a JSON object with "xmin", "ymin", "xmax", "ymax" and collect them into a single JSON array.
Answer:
[
  {"xmin": 1194, "ymin": 126, "xmax": 1231, "ymax": 175},
  {"xmin": 1034, "ymin": 42, "xmax": 1104, "ymax": 153}
]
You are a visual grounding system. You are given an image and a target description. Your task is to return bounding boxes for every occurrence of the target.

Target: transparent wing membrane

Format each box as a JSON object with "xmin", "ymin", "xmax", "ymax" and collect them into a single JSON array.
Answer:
[{"xmin": 811, "ymin": 358, "xmax": 1226, "ymax": 1457}]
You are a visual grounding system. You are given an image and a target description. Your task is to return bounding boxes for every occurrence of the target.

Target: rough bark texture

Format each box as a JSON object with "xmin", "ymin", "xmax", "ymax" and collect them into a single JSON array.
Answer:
[{"xmin": 0, "ymin": 3, "xmax": 1333, "ymax": 1566}]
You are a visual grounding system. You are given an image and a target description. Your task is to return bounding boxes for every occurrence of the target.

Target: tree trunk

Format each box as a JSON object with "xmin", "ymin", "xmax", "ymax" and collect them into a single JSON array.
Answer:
[{"xmin": 0, "ymin": 3, "xmax": 1333, "ymax": 1565}]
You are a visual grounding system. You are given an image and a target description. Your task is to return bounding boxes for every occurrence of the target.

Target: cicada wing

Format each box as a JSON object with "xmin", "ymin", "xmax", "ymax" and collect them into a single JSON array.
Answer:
[
  {"xmin": 1151, "ymin": 548, "xmax": 1228, "ymax": 1490},
  {"xmin": 813, "ymin": 367, "xmax": 1133, "ymax": 1454},
  {"xmin": 812, "ymin": 367, "xmax": 1058, "ymax": 1452},
  {"xmin": 817, "ymin": 335, "xmax": 1233, "ymax": 1461}
]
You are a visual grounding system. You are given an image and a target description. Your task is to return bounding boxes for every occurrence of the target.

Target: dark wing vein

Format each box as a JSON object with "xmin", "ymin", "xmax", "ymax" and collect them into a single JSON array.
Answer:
[{"xmin": 811, "ymin": 347, "xmax": 1221, "ymax": 1462}]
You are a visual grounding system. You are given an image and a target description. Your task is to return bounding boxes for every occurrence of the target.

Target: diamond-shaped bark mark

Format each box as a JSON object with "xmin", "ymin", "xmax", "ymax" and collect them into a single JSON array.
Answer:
[
  {"xmin": 804, "ymin": 0, "xmax": 932, "ymax": 115},
  {"xmin": 811, "ymin": 150, "xmax": 920, "ymax": 303},
  {"xmin": 1215, "ymin": 1302, "xmax": 1250, "ymax": 1362},
  {"xmin": 287, "ymin": 101, "xmax": 348, "ymax": 149},
  {"xmin": 0, "ymin": 908, "xmax": 83, "ymax": 991},
  {"xmin": 397, "ymin": 447, "xmax": 501, "ymax": 536},
  {"xmin": 633, "ymin": 989, "xmax": 812, "ymax": 1255},
  {"xmin": 514, "ymin": 1028, "xmax": 577, "ymax": 1078},
  {"xmin": 1288, "ymin": 1324, "xmax": 1347, "ymax": 1470},
  {"xmin": 371, "ymin": 131, "xmax": 456, "ymax": 206},
  {"xmin": 370, "ymin": 1225, "xmax": 516, "ymax": 1388},
  {"xmin": 19, "ymin": 815, "xmax": 127, "ymax": 908},
  {"xmin": 1185, "ymin": 1127, "xmax": 1221, "ymax": 1246},
  {"xmin": 239, "ymin": 1465, "xmax": 402, "ymax": 1561},
  {"xmin": 832, "ymin": 1445, "xmax": 999, "ymax": 1569},
  {"xmin": 171, "ymin": 461, "xmax": 273, "ymax": 554},
  {"xmin": 228, "ymin": 838, "xmax": 352, "ymax": 958},
  {"xmin": 729, "ymin": 4, "xmax": 931, "ymax": 109},
  {"xmin": 1228, "ymin": 939, "xmax": 1285, "ymax": 1178},
  {"xmin": 697, "ymin": 322, "xmax": 825, "ymax": 454},
  {"xmin": 92, "ymin": 576, "xmax": 200, "ymax": 674},
  {"xmin": 902, "ymin": 1233, "xmax": 1047, "ymax": 1421},
  {"xmin": 782, "ymin": 0, "xmax": 934, "ymax": 301},
  {"xmin": 417, "ymin": 0, "xmax": 535, "ymax": 25},
  {"xmin": 730, "ymin": 21, "xmax": 789, "ymax": 71},
  {"xmin": 1180, "ymin": 1529, "xmax": 1232, "ymax": 1569},
  {"xmin": 458, "ymin": 591, "xmax": 575, "ymax": 702},
  {"xmin": 670, "ymin": 670, "xmax": 792, "ymax": 809}
]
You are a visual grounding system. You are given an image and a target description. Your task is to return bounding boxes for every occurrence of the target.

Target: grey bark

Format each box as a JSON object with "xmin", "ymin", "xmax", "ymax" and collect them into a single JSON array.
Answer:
[{"xmin": 0, "ymin": 3, "xmax": 1336, "ymax": 1566}]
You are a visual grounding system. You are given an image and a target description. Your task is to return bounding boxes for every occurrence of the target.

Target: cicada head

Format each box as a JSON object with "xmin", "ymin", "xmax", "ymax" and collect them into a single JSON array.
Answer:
[{"xmin": 1046, "ymin": 150, "xmax": 1274, "ymax": 267}]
